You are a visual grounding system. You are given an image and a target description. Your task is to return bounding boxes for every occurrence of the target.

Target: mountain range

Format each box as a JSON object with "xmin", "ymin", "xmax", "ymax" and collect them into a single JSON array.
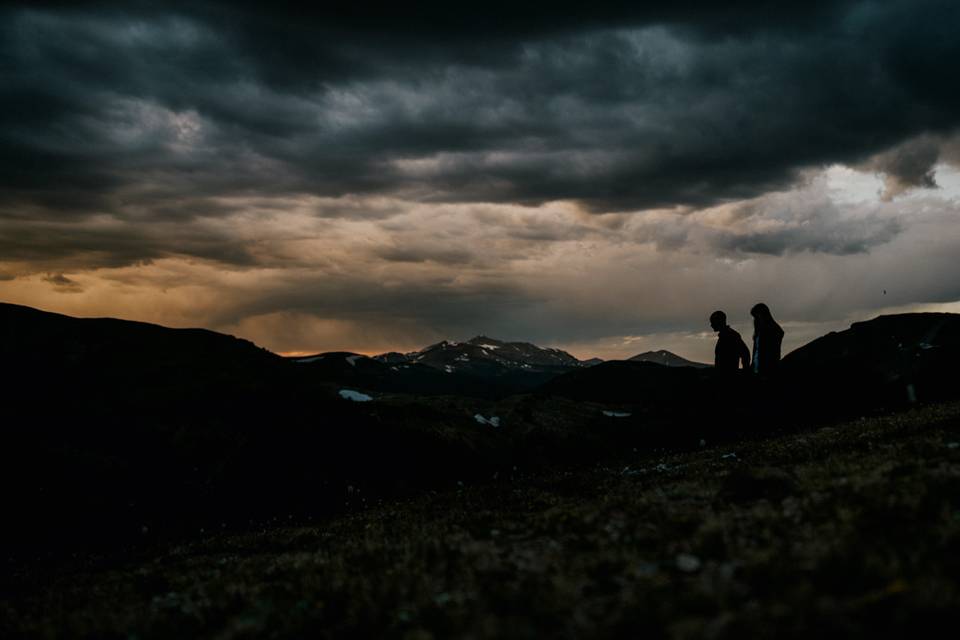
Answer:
[
  {"xmin": 629, "ymin": 349, "xmax": 710, "ymax": 368},
  {"xmin": 292, "ymin": 334, "xmax": 704, "ymax": 380},
  {"xmin": 374, "ymin": 334, "xmax": 582, "ymax": 370},
  {"xmin": 286, "ymin": 334, "xmax": 708, "ymax": 397}
]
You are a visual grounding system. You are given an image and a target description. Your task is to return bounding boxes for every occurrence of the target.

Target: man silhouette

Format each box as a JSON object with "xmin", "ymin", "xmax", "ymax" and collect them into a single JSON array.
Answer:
[{"xmin": 710, "ymin": 310, "xmax": 750, "ymax": 372}]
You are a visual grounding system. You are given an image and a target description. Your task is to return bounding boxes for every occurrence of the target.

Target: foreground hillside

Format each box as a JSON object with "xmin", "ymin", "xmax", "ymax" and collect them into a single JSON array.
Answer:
[{"xmin": 5, "ymin": 401, "xmax": 960, "ymax": 638}]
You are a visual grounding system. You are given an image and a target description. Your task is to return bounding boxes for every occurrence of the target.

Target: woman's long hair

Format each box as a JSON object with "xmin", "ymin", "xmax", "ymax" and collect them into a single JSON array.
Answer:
[{"xmin": 751, "ymin": 302, "xmax": 781, "ymax": 337}]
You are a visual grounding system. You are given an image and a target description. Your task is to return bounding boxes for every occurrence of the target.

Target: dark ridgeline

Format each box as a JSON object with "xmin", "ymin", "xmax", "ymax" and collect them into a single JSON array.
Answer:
[
  {"xmin": 780, "ymin": 312, "xmax": 960, "ymax": 411},
  {"xmin": 628, "ymin": 349, "xmax": 710, "ymax": 368},
  {"xmin": 3, "ymin": 302, "xmax": 960, "ymax": 554},
  {"xmin": 0, "ymin": 303, "xmax": 516, "ymax": 551}
]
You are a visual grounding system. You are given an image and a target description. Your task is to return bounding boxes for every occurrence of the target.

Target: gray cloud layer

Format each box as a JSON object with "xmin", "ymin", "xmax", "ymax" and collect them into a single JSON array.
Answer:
[
  {"xmin": 3, "ymin": 1, "xmax": 960, "ymax": 226},
  {"xmin": 3, "ymin": 2, "xmax": 960, "ymax": 356}
]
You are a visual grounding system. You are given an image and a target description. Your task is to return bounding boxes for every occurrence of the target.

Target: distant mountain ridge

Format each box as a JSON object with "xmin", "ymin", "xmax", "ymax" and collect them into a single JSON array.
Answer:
[
  {"xmin": 291, "ymin": 337, "xmax": 708, "ymax": 380},
  {"xmin": 0, "ymin": 301, "xmax": 281, "ymax": 380},
  {"xmin": 287, "ymin": 335, "xmax": 588, "ymax": 397},
  {"xmin": 373, "ymin": 335, "xmax": 581, "ymax": 373},
  {"xmin": 628, "ymin": 349, "xmax": 709, "ymax": 368}
]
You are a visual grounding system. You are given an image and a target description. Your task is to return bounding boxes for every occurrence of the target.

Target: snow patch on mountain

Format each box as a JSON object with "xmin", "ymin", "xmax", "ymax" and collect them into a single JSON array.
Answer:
[
  {"xmin": 474, "ymin": 414, "xmax": 501, "ymax": 427},
  {"xmin": 339, "ymin": 389, "xmax": 373, "ymax": 402}
]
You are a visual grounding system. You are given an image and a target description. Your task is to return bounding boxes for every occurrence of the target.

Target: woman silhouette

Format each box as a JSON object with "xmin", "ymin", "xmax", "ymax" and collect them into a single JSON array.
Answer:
[{"xmin": 750, "ymin": 303, "xmax": 784, "ymax": 376}]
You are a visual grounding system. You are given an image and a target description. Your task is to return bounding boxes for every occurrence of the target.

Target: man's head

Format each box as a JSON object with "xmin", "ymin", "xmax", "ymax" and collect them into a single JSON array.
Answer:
[{"xmin": 710, "ymin": 310, "xmax": 726, "ymax": 332}]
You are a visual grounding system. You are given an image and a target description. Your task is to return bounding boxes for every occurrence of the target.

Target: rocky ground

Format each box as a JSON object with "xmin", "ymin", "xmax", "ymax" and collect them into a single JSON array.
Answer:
[{"xmin": 4, "ymin": 402, "xmax": 960, "ymax": 639}]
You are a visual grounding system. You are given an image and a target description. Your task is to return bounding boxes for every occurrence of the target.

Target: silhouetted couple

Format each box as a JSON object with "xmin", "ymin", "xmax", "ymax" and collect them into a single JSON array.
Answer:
[{"xmin": 710, "ymin": 303, "xmax": 784, "ymax": 376}]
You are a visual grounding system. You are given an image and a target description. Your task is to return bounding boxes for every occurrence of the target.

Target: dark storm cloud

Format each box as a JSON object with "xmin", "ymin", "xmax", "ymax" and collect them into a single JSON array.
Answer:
[
  {"xmin": 41, "ymin": 272, "xmax": 83, "ymax": 293},
  {"xmin": 208, "ymin": 270, "xmax": 541, "ymax": 338},
  {"xmin": 2, "ymin": 0, "xmax": 959, "ymax": 267},
  {"xmin": 713, "ymin": 217, "xmax": 902, "ymax": 256},
  {"xmin": 0, "ymin": 218, "xmax": 260, "ymax": 271},
  {"xmin": 701, "ymin": 180, "xmax": 907, "ymax": 257},
  {"xmin": 311, "ymin": 198, "xmax": 405, "ymax": 220},
  {"xmin": 374, "ymin": 245, "xmax": 476, "ymax": 266},
  {"xmin": 864, "ymin": 136, "xmax": 941, "ymax": 200}
]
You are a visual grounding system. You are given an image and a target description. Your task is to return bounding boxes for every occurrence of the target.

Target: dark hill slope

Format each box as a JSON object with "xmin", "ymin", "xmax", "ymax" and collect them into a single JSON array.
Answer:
[
  {"xmin": 291, "ymin": 350, "xmax": 457, "ymax": 393},
  {"xmin": 289, "ymin": 351, "xmax": 408, "ymax": 386},
  {"xmin": 540, "ymin": 360, "xmax": 712, "ymax": 406},
  {"xmin": 9, "ymin": 402, "xmax": 960, "ymax": 639},
  {"xmin": 781, "ymin": 312, "xmax": 960, "ymax": 412},
  {"xmin": 290, "ymin": 351, "xmax": 563, "ymax": 398},
  {"xmin": 1, "ymin": 301, "xmax": 282, "ymax": 385},
  {"xmin": 536, "ymin": 360, "xmax": 731, "ymax": 442},
  {"xmin": 0, "ymin": 304, "xmax": 524, "ymax": 549}
]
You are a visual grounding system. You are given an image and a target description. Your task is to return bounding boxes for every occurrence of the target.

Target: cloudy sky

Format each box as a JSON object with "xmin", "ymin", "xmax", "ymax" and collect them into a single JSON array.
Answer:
[{"xmin": 3, "ymin": 1, "xmax": 960, "ymax": 361}]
